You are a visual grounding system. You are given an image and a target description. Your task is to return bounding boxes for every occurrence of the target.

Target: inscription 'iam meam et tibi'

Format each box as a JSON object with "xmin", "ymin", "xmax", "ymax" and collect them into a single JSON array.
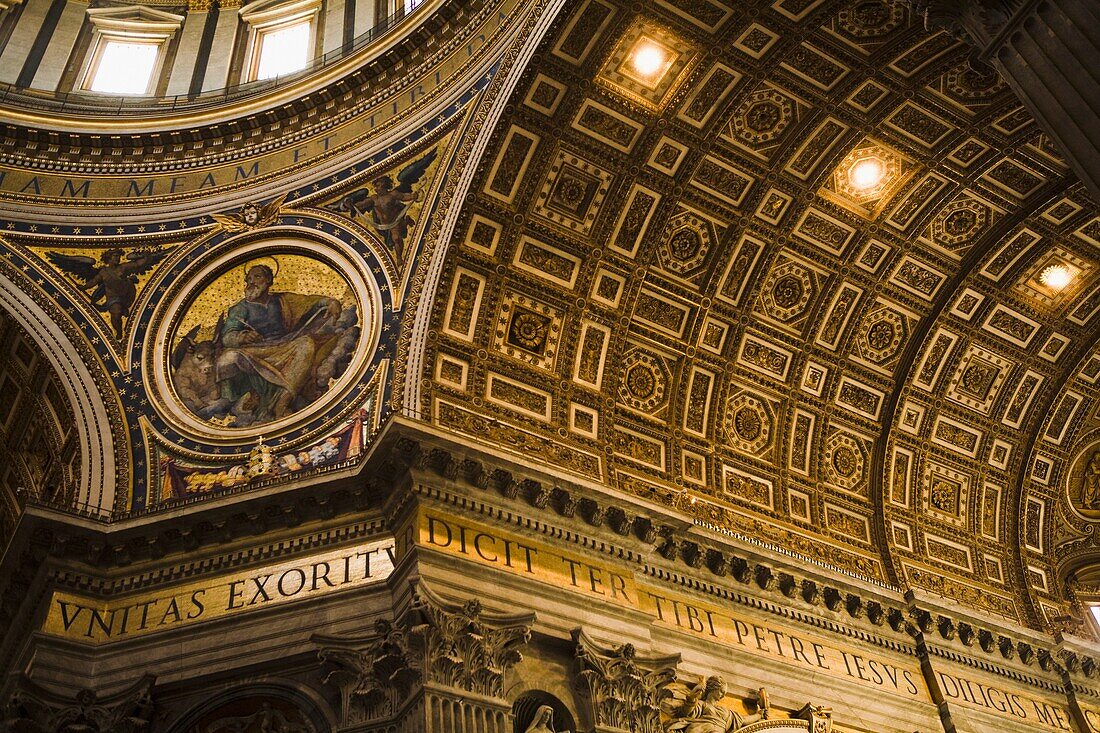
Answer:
[{"xmin": 0, "ymin": 0, "xmax": 527, "ymax": 204}]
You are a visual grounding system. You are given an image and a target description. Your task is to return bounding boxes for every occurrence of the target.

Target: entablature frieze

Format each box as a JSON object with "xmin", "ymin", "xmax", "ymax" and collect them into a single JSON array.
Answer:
[
  {"xmin": 386, "ymin": 429, "xmax": 1100, "ymax": 700},
  {"xmin": 4, "ymin": 425, "xmax": 1100, "ymax": 732}
]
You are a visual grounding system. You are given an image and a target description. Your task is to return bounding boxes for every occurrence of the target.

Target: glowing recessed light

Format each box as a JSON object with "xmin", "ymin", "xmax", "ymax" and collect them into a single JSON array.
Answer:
[
  {"xmin": 849, "ymin": 157, "xmax": 885, "ymax": 191},
  {"xmin": 632, "ymin": 42, "xmax": 667, "ymax": 78},
  {"xmin": 1040, "ymin": 263, "xmax": 1073, "ymax": 291}
]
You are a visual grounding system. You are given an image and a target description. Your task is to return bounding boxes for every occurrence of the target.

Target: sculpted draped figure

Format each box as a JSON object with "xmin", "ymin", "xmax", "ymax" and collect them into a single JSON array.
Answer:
[
  {"xmin": 524, "ymin": 705, "xmax": 570, "ymax": 733},
  {"xmin": 1082, "ymin": 450, "xmax": 1100, "ymax": 511},
  {"xmin": 664, "ymin": 677, "xmax": 768, "ymax": 733}
]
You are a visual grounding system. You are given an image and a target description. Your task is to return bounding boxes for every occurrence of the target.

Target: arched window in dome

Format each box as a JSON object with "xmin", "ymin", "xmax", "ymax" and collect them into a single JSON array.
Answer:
[
  {"xmin": 240, "ymin": 0, "xmax": 321, "ymax": 81},
  {"xmin": 78, "ymin": 6, "xmax": 182, "ymax": 95}
]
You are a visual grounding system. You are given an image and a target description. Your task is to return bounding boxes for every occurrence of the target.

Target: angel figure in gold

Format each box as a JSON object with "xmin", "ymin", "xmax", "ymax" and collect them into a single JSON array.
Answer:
[
  {"xmin": 211, "ymin": 196, "xmax": 285, "ymax": 233},
  {"xmin": 47, "ymin": 247, "xmax": 169, "ymax": 339}
]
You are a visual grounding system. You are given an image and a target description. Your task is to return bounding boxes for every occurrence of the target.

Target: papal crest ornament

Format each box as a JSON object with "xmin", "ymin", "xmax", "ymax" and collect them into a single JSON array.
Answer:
[{"xmin": 146, "ymin": 233, "xmax": 381, "ymax": 443}]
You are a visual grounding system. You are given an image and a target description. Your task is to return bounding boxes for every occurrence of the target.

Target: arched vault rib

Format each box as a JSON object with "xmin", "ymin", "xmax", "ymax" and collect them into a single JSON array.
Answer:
[
  {"xmin": 1013, "ymin": 325, "xmax": 1100, "ymax": 624},
  {"xmin": 871, "ymin": 174, "xmax": 1075, "ymax": 611},
  {"xmin": 401, "ymin": 0, "xmax": 570, "ymax": 416},
  {"xmin": 0, "ymin": 257, "xmax": 122, "ymax": 516}
]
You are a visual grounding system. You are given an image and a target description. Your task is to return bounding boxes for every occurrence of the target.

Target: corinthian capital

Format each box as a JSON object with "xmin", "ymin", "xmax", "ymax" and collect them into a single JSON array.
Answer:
[
  {"xmin": 314, "ymin": 619, "xmax": 421, "ymax": 726},
  {"xmin": 409, "ymin": 582, "xmax": 535, "ymax": 699},
  {"xmin": 0, "ymin": 675, "xmax": 155, "ymax": 733},
  {"xmin": 572, "ymin": 628, "xmax": 680, "ymax": 733}
]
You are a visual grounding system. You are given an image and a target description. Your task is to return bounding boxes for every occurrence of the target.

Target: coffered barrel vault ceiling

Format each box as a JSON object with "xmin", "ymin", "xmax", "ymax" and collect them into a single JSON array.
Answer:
[{"xmin": 422, "ymin": 0, "xmax": 1100, "ymax": 629}]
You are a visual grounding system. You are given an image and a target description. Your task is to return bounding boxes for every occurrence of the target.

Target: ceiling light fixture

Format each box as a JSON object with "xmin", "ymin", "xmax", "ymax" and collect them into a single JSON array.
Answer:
[
  {"xmin": 1040, "ymin": 263, "xmax": 1073, "ymax": 291},
  {"xmin": 848, "ymin": 157, "xmax": 885, "ymax": 191},
  {"xmin": 631, "ymin": 41, "xmax": 667, "ymax": 78}
]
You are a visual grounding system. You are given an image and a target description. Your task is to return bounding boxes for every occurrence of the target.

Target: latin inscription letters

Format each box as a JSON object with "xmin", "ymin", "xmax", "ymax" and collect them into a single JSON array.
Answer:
[{"xmin": 45, "ymin": 540, "xmax": 395, "ymax": 643}]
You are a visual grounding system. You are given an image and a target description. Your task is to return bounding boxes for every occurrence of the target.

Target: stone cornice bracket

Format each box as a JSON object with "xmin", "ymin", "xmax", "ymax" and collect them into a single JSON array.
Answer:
[
  {"xmin": 572, "ymin": 628, "xmax": 681, "ymax": 733},
  {"xmin": 0, "ymin": 674, "xmax": 155, "ymax": 733},
  {"xmin": 313, "ymin": 619, "xmax": 422, "ymax": 726},
  {"xmin": 902, "ymin": 0, "xmax": 1030, "ymax": 50},
  {"xmin": 408, "ymin": 581, "xmax": 535, "ymax": 699}
]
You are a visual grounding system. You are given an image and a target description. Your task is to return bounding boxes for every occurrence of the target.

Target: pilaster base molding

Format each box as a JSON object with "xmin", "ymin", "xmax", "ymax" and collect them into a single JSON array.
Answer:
[
  {"xmin": 314, "ymin": 582, "xmax": 534, "ymax": 732},
  {"xmin": 0, "ymin": 674, "xmax": 155, "ymax": 733},
  {"xmin": 572, "ymin": 628, "xmax": 681, "ymax": 733}
]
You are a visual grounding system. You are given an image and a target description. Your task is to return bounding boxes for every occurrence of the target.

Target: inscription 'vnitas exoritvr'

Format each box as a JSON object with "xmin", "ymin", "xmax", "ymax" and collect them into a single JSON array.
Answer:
[{"xmin": 44, "ymin": 539, "xmax": 395, "ymax": 644}]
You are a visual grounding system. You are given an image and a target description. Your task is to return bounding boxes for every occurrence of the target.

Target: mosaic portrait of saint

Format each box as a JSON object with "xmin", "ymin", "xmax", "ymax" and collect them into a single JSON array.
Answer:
[{"xmin": 169, "ymin": 254, "xmax": 360, "ymax": 428}]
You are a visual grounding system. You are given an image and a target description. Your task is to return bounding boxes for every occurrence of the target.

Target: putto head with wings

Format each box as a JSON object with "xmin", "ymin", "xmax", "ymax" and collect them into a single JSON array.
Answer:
[
  {"xmin": 47, "ymin": 247, "xmax": 171, "ymax": 339},
  {"xmin": 211, "ymin": 196, "xmax": 285, "ymax": 233},
  {"xmin": 331, "ymin": 148, "xmax": 438, "ymax": 259}
]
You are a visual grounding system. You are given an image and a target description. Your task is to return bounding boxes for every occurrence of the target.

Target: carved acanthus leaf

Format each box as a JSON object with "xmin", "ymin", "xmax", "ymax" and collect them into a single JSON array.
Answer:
[
  {"xmin": 903, "ymin": 0, "xmax": 1027, "ymax": 48},
  {"xmin": 314, "ymin": 619, "xmax": 422, "ymax": 725},
  {"xmin": 794, "ymin": 704, "xmax": 833, "ymax": 733},
  {"xmin": 0, "ymin": 674, "xmax": 155, "ymax": 733},
  {"xmin": 409, "ymin": 582, "xmax": 535, "ymax": 698},
  {"xmin": 572, "ymin": 628, "xmax": 680, "ymax": 733}
]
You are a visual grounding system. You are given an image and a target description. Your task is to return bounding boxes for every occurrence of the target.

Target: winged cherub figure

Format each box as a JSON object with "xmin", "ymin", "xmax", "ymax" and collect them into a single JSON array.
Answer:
[
  {"xmin": 211, "ymin": 196, "xmax": 285, "ymax": 232},
  {"xmin": 334, "ymin": 148, "xmax": 438, "ymax": 258},
  {"xmin": 48, "ymin": 247, "xmax": 169, "ymax": 339}
]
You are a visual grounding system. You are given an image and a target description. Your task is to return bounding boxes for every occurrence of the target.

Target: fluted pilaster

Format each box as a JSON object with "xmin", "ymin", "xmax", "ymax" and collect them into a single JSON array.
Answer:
[{"xmin": 908, "ymin": 0, "xmax": 1100, "ymax": 201}]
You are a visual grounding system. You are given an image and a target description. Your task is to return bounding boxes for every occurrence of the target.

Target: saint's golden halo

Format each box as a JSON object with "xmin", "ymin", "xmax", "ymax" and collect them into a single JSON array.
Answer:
[{"xmin": 240, "ymin": 255, "xmax": 281, "ymax": 280}]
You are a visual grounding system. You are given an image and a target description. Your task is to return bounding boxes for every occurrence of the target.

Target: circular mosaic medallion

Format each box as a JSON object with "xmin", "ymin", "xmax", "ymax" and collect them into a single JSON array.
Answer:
[{"xmin": 148, "ymin": 234, "xmax": 379, "ymax": 442}]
